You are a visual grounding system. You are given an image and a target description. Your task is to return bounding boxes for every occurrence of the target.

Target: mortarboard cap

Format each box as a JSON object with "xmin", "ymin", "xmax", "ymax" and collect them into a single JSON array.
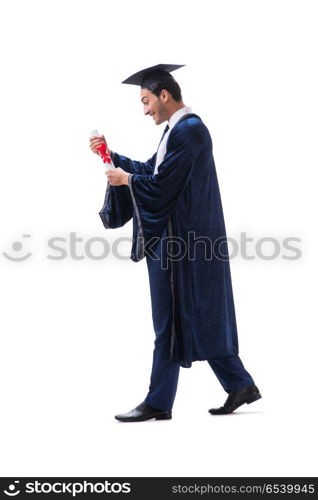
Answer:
[{"xmin": 122, "ymin": 63, "xmax": 185, "ymax": 86}]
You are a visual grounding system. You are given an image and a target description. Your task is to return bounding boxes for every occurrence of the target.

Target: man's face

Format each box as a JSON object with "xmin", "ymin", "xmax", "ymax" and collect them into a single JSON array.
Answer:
[{"xmin": 140, "ymin": 88, "xmax": 168, "ymax": 125}]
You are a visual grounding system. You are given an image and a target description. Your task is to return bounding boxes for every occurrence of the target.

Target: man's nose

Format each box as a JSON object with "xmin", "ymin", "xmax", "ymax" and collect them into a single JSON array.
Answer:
[{"xmin": 144, "ymin": 108, "xmax": 150, "ymax": 116}]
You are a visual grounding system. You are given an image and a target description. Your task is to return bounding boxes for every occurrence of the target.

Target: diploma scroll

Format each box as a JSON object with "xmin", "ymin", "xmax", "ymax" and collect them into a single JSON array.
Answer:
[{"xmin": 90, "ymin": 129, "xmax": 115, "ymax": 170}]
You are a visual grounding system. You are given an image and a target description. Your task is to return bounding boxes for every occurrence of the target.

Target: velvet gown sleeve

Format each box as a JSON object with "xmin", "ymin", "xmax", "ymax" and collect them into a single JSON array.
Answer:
[
  {"xmin": 111, "ymin": 151, "xmax": 157, "ymax": 175},
  {"xmin": 127, "ymin": 121, "xmax": 202, "ymax": 248},
  {"xmin": 99, "ymin": 152, "xmax": 156, "ymax": 229}
]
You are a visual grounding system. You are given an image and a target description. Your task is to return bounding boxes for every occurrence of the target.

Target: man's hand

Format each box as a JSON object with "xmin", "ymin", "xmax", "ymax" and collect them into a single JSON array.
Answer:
[
  {"xmin": 90, "ymin": 135, "xmax": 111, "ymax": 155},
  {"xmin": 105, "ymin": 167, "xmax": 129, "ymax": 186}
]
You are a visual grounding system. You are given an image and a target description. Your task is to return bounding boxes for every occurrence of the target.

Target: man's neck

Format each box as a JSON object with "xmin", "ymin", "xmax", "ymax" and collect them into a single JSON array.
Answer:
[{"xmin": 166, "ymin": 102, "xmax": 186, "ymax": 121}]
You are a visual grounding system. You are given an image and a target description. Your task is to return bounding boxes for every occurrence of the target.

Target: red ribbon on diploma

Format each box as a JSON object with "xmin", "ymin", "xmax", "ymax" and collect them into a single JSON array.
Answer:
[{"xmin": 96, "ymin": 143, "xmax": 112, "ymax": 164}]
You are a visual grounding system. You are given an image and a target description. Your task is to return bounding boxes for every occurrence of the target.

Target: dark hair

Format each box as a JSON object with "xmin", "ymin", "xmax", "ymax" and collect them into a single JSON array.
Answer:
[{"xmin": 141, "ymin": 72, "xmax": 183, "ymax": 102}]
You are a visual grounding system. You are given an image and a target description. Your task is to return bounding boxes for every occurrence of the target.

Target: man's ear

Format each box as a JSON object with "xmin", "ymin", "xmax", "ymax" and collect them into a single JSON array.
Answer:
[{"xmin": 160, "ymin": 89, "xmax": 169, "ymax": 103}]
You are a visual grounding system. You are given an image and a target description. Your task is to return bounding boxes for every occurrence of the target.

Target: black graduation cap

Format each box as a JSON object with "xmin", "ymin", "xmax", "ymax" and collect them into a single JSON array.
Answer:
[{"xmin": 122, "ymin": 63, "xmax": 185, "ymax": 86}]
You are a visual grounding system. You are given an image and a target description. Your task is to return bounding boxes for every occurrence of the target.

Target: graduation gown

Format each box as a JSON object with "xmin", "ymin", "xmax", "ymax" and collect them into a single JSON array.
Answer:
[{"xmin": 99, "ymin": 113, "xmax": 239, "ymax": 367}]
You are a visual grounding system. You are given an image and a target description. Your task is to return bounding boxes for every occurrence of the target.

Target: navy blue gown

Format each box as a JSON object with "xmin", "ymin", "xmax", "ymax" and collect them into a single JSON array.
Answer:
[{"xmin": 99, "ymin": 113, "xmax": 254, "ymax": 409}]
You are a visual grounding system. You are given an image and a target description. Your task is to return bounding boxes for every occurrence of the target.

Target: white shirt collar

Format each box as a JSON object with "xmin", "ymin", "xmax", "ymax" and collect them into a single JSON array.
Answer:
[{"xmin": 168, "ymin": 105, "xmax": 192, "ymax": 130}]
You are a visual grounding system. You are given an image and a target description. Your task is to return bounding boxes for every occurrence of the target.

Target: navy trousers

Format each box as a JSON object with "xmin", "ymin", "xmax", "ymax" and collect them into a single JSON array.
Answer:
[{"xmin": 144, "ymin": 226, "xmax": 255, "ymax": 412}]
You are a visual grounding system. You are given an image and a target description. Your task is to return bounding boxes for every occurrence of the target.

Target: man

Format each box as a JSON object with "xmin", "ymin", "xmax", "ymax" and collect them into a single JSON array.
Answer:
[{"xmin": 90, "ymin": 64, "xmax": 262, "ymax": 422}]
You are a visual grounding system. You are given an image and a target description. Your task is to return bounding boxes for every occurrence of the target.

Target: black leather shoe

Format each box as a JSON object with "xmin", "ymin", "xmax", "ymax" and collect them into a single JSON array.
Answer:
[
  {"xmin": 115, "ymin": 401, "xmax": 172, "ymax": 422},
  {"xmin": 209, "ymin": 384, "xmax": 262, "ymax": 415}
]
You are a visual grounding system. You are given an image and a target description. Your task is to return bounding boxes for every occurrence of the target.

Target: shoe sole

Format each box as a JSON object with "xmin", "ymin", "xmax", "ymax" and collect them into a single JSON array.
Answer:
[{"xmin": 115, "ymin": 414, "xmax": 172, "ymax": 422}]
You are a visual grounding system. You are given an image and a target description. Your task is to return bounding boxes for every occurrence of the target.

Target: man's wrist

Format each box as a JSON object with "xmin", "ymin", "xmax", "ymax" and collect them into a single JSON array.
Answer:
[{"xmin": 123, "ymin": 172, "xmax": 129, "ymax": 185}]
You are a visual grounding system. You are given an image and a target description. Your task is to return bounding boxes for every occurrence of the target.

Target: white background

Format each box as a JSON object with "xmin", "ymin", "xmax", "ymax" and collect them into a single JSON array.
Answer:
[{"xmin": 0, "ymin": 0, "xmax": 317, "ymax": 477}]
